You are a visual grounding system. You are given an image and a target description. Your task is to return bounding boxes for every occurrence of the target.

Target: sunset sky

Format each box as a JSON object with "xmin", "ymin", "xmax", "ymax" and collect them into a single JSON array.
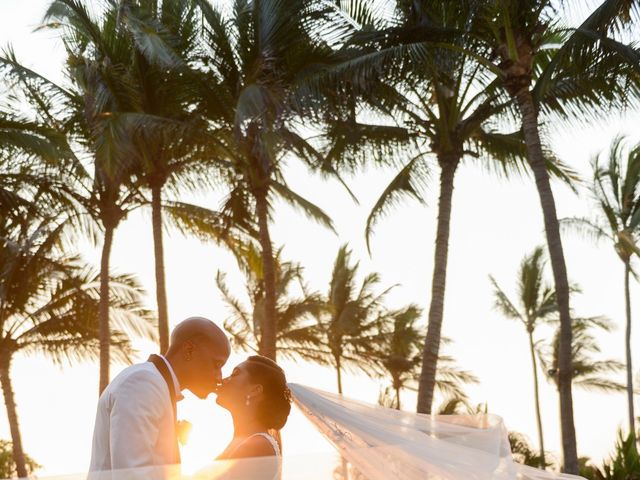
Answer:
[{"xmin": 0, "ymin": 0, "xmax": 637, "ymax": 476}]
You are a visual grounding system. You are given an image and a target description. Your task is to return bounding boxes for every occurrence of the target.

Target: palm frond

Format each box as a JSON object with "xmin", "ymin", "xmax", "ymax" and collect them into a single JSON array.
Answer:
[
  {"xmin": 119, "ymin": 1, "xmax": 185, "ymax": 68},
  {"xmin": 560, "ymin": 217, "xmax": 612, "ymax": 244},
  {"xmin": 365, "ymin": 151, "xmax": 430, "ymax": 252},
  {"xmin": 270, "ymin": 180, "xmax": 335, "ymax": 232},
  {"xmin": 489, "ymin": 275, "xmax": 523, "ymax": 322}
]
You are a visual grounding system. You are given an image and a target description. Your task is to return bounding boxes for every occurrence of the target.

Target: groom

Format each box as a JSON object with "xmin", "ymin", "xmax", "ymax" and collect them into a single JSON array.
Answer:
[{"xmin": 89, "ymin": 317, "xmax": 231, "ymax": 473}]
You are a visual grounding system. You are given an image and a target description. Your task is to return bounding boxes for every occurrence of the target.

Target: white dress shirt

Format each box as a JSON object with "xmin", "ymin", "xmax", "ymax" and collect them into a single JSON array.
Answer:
[{"xmin": 159, "ymin": 355, "xmax": 184, "ymax": 401}]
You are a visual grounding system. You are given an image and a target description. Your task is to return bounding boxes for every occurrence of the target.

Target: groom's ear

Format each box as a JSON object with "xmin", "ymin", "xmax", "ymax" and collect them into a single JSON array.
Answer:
[{"xmin": 252, "ymin": 384, "xmax": 264, "ymax": 396}]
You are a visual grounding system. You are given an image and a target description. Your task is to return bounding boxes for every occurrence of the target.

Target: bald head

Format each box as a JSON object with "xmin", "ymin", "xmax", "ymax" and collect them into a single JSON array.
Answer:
[
  {"xmin": 169, "ymin": 316, "xmax": 230, "ymax": 355},
  {"xmin": 165, "ymin": 317, "xmax": 231, "ymax": 399}
]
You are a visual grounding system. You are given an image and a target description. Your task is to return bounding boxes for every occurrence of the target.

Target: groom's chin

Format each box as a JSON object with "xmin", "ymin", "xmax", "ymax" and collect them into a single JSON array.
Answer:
[{"xmin": 188, "ymin": 388, "xmax": 212, "ymax": 400}]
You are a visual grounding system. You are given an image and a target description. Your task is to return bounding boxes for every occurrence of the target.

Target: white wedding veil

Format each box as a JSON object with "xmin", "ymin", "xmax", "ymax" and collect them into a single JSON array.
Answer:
[
  {"xmin": 27, "ymin": 384, "xmax": 585, "ymax": 480},
  {"xmin": 288, "ymin": 383, "xmax": 584, "ymax": 480}
]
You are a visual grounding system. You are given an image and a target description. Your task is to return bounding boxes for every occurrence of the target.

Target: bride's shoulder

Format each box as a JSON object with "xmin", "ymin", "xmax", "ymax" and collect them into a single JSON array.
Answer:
[{"xmin": 232, "ymin": 434, "xmax": 278, "ymax": 459}]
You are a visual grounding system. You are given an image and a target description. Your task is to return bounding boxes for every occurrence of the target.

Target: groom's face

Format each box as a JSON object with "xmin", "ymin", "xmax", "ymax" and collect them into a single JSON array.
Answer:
[{"xmin": 188, "ymin": 338, "xmax": 230, "ymax": 399}]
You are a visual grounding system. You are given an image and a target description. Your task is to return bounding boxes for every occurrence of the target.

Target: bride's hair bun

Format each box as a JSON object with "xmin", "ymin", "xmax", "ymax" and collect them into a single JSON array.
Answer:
[{"xmin": 245, "ymin": 355, "xmax": 292, "ymax": 430}]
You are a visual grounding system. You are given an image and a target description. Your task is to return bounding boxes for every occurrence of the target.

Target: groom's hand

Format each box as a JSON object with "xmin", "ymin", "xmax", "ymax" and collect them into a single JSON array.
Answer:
[{"xmin": 177, "ymin": 420, "xmax": 192, "ymax": 446}]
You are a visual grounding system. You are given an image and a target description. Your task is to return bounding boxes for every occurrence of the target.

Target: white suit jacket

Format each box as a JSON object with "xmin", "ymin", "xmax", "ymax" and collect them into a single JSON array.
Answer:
[{"xmin": 89, "ymin": 361, "xmax": 179, "ymax": 472}]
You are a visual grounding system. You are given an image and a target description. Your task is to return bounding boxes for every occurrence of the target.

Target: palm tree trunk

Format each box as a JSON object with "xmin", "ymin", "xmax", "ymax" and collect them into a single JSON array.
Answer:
[
  {"xmin": 516, "ymin": 89, "xmax": 577, "ymax": 474},
  {"xmin": 417, "ymin": 156, "xmax": 459, "ymax": 414},
  {"xmin": 335, "ymin": 355, "xmax": 343, "ymax": 395},
  {"xmin": 0, "ymin": 353, "xmax": 27, "ymax": 478},
  {"xmin": 151, "ymin": 182, "xmax": 170, "ymax": 353},
  {"xmin": 624, "ymin": 261, "xmax": 636, "ymax": 440},
  {"xmin": 254, "ymin": 187, "xmax": 277, "ymax": 360},
  {"xmin": 98, "ymin": 223, "xmax": 115, "ymax": 395},
  {"xmin": 528, "ymin": 330, "xmax": 546, "ymax": 469},
  {"xmin": 395, "ymin": 387, "xmax": 401, "ymax": 410},
  {"xmin": 337, "ymin": 354, "xmax": 348, "ymax": 479}
]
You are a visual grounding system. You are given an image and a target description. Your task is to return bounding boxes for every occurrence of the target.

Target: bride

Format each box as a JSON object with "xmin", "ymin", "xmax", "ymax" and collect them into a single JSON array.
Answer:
[{"xmin": 212, "ymin": 355, "xmax": 292, "ymax": 478}]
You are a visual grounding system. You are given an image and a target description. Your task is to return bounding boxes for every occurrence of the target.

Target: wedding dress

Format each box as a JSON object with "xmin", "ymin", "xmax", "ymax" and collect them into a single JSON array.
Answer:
[{"xmin": 216, "ymin": 432, "xmax": 282, "ymax": 480}]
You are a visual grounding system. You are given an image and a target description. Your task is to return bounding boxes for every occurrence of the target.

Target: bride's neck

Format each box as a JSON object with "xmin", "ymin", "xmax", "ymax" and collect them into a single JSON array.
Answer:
[{"xmin": 232, "ymin": 414, "xmax": 267, "ymax": 438}]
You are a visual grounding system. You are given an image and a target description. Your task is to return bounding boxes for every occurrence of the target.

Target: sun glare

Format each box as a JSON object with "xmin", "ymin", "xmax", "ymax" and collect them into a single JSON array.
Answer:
[
  {"xmin": 178, "ymin": 394, "xmax": 233, "ymax": 475},
  {"xmin": 178, "ymin": 388, "xmax": 335, "ymax": 475}
]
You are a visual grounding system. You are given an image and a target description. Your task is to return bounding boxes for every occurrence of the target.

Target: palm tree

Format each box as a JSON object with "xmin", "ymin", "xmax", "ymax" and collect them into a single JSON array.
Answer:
[
  {"xmin": 10, "ymin": 0, "xmax": 260, "ymax": 391},
  {"xmin": 538, "ymin": 316, "xmax": 625, "ymax": 395},
  {"xmin": 0, "ymin": 214, "xmax": 155, "ymax": 477},
  {"xmin": 191, "ymin": 0, "xmax": 339, "ymax": 359},
  {"xmin": 1, "ymin": 4, "xmax": 150, "ymax": 393},
  {"xmin": 216, "ymin": 242, "xmax": 326, "ymax": 362},
  {"xmin": 490, "ymin": 247, "xmax": 558, "ymax": 469},
  {"xmin": 9, "ymin": 1, "xmax": 227, "ymax": 389},
  {"xmin": 540, "ymin": 315, "xmax": 625, "ymax": 470},
  {"xmin": 509, "ymin": 432, "xmax": 554, "ymax": 469},
  {"xmin": 470, "ymin": 3, "xmax": 640, "ymax": 470},
  {"xmin": 108, "ymin": 0, "xmax": 220, "ymax": 352},
  {"xmin": 326, "ymin": 1, "xmax": 639, "ymax": 470},
  {"xmin": 377, "ymin": 305, "xmax": 423, "ymax": 410},
  {"xmin": 13, "ymin": 2, "xmax": 245, "ymax": 394},
  {"xmin": 376, "ymin": 306, "xmax": 478, "ymax": 410},
  {"xmin": 315, "ymin": 245, "xmax": 393, "ymax": 394},
  {"xmin": 562, "ymin": 136, "xmax": 640, "ymax": 440},
  {"xmin": 316, "ymin": 1, "xmax": 576, "ymax": 416}
]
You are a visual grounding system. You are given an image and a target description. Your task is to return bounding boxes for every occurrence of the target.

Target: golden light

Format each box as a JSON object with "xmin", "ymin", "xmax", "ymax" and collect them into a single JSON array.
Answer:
[
  {"xmin": 178, "ymin": 393, "xmax": 234, "ymax": 475},
  {"xmin": 176, "ymin": 383, "xmax": 336, "ymax": 476}
]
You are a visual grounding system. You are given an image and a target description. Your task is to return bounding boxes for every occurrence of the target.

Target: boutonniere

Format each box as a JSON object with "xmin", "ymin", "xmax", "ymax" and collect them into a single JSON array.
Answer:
[{"xmin": 176, "ymin": 420, "xmax": 192, "ymax": 446}]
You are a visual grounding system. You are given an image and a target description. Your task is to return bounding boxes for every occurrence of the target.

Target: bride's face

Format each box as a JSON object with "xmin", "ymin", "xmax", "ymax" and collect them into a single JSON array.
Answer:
[{"xmin": 215, "ymin": 361, "xmax": 262, "ymax": 411}]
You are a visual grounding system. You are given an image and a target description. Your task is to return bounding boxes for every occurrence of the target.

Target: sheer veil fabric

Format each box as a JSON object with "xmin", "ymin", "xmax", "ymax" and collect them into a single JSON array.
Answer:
[{"xmin": 288, "ymin": 384, "xmax": 585, "ymax": 480}]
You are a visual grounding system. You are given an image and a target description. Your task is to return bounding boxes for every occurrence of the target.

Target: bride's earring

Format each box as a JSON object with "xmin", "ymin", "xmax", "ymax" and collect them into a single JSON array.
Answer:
[{"xmin": 245, "ymin": 395, "xmax": 251, "ymax": 407}]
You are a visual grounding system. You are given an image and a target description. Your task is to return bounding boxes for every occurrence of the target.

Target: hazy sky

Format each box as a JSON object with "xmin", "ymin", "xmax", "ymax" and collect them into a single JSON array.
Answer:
[{"xmin": 0, "ymin": 0, "xmax": 638, "ymax": 476}]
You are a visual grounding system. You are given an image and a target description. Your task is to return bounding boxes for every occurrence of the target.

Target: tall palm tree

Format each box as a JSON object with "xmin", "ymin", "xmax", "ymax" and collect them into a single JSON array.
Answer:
[
  {"xmin": 2, "ymin": 3, "xmax": 149, "ymax": 392},
  {"xmin": 316, "ymin": 245, "xmax": 392, "ymax": 394},
  {"xmin": 41, "ymin": 0, "xmax": 232, "ymax": 358},
  {"xmin": 110, "ymin": 0, "xmax": 219, "ymax": 352},
  {"xmin": 490, "ymin": 247, "xmax": 558, "ymax": 469},
  {"xmin": 10, "ymin": 1, "xmax": 227, "ymax": 389},
  {"xmin": 191, "ymin": 0, "xmax": 339, "ymax": 359},
  {"xmin": 216, "ymin": 242, "xmax": 326, "ymax": 362},
  {"xmin": 470, "ymin": 3, "xmax": 640, "ymax": 470},
  {"xmin": 326, "ymin": 1, "xmax": 639, "ymax": 470},
  {"xmin": 0, "ymin": 214, "xmax": 155, "ymax": 477},
  {"xmin": 317, "ymin": 0, "xmax": 576, "ymax": 416},
  {"xmin": 562, "ymin": 136, "xmax": 640, "ymax": 440},
  {"xmin": 35, "ymin": 0, "xmax": 155, "ymax": 357},
  {"xmin": 538, "ymin": 316, "xmax": 625, "ymax": 394}
]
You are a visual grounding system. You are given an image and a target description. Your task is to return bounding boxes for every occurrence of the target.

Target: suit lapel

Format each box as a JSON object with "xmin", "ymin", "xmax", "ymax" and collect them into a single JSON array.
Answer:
[{"xmin": 147, "ymin": 354, "xmax": 181, "ymax": 463}]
